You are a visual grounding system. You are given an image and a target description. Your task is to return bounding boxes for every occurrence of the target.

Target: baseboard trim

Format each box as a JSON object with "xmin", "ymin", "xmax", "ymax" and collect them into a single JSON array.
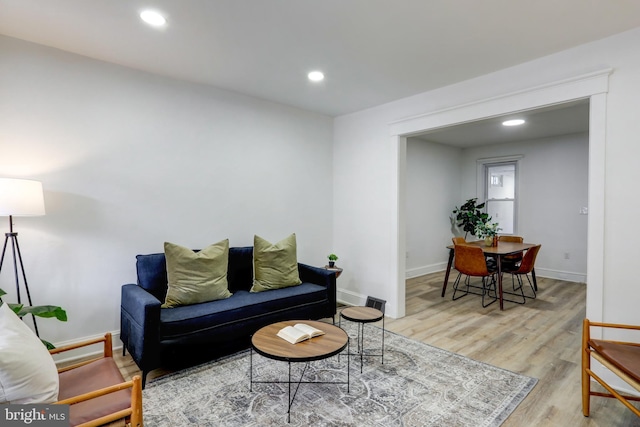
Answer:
[
  {"xmin": 534, "ymin": 267, "xmax": 586, "ymax": 283},
  {"xmin": 406, "ymin": 262, "xmax": 448, "ymax": 279},
  {"xmin": 337, "ymin": 288, "xmax": 367, "ymax": 307},
  {"xmin": 405, "ymin": 264, "xmax": 585, "ymax": 283}
]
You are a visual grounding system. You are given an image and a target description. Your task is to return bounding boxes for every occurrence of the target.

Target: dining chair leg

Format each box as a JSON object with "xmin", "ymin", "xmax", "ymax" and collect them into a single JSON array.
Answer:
[
  {"xmin": 504, "ymin": 273, "xmax": 526, "ymax": 304},
  {"xmin": 452, "ymin": 272, "xmax": 469, "ymax": 301},
  {"xmin": 481, "ymin": 275, "xmax": 497, "ymax": 308},
  {"xmin": 524, "ymin": 274, "xmax": 537, "ymax": 299},
  {"xmin": 531, "ymin": 268, "xmax": 538, "ymax": 292},
  {"xmin": 512, "ymin": 273, "xmax": 536, "ymax": 299}
]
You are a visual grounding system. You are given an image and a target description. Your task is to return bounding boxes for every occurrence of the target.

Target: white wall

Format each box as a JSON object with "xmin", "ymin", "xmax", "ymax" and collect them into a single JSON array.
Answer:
[
  {"xmin": 460, "ymin": 133, "xmax": 589, "ymax": 282},
  {"xmin": 334, "ymin": 26, "xmax": 640, "ymax": 323},
  {"xmin": 405, "ymin": 139, "xmax": 461, "ymax": 278},
  {"xmin": 0, "ymin": 36, "xmax": 334, "ymax": 346}
]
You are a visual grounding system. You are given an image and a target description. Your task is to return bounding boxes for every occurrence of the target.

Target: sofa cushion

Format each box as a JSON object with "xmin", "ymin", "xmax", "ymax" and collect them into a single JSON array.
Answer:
[
  {"xmin": 159, "ymin": 282, "xmax": 326, "ymax": 339},
  {"xmin": 250, "ymin": 234, "xmax": 302, "ymax": 292},
  {"xmin": 162, "ymin": 240, "xmax": 232, "ymax": 308},
  {"xmin": 0, "ymin": 302, "xmax": 59, "ymax": 404}
]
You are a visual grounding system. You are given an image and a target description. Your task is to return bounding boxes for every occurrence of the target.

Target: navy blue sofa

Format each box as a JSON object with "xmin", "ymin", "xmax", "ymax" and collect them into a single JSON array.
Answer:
[{"xmin": 120, "ymin": 246, "xmax": 337, "ymax": 387}]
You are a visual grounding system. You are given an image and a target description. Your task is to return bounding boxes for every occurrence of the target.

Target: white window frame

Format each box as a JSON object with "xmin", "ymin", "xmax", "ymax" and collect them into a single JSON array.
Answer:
[{"xmin": 476, "ymin": 155, "xmax": 523, "ymax": 235}]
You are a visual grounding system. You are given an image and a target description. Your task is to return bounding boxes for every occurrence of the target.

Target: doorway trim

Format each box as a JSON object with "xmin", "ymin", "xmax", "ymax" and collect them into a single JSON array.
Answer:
[{"xmin": 389, "ymin": 68, "xmax": 612, "ymax": 321}]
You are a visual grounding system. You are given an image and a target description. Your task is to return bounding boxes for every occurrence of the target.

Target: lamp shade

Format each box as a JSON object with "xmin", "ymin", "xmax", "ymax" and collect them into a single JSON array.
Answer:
[{"xmin": 0, "ymin": 178, "xmax": 46, "ymax": 216}]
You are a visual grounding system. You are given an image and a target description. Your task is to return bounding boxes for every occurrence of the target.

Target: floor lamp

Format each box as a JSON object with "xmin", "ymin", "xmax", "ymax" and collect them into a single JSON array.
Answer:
[{"xmin": 0, "ymin": 178, "xmax": 46, "ymax": 336}]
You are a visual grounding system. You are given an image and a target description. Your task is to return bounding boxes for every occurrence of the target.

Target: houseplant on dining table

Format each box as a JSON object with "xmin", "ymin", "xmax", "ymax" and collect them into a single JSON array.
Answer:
[{"xmin": 475, "ymin": 222, "xmax": 502, "ymax": 246}]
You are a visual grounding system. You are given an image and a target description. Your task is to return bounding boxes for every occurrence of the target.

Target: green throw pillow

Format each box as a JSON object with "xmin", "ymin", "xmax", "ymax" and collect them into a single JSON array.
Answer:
[
  {"xmin": 250, "ymin": 233, "xmax": 302, "ymax": 292},
  {"xmin": 162, "ymin": 239, "xmax": 232, "ymax": 308}
]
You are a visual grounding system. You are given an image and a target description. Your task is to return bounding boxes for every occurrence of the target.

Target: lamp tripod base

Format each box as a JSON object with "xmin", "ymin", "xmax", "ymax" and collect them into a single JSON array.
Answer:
[{"xmin": 0, "ymin": 221, "xmax": 39, "ymax": 337}]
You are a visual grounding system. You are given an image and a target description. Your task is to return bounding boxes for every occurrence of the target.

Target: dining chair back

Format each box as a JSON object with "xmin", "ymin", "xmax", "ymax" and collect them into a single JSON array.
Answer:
[
  {"xmin": 498, "ymin": 235, "xmax": 523, "ymax": 243},
  {"xmin": 512, "ymin": 244, "xmax": 540, "ymax": 275},
  {"xmin": 452, "ymin": 244, "xmax": 497, "ymax": 307},
  {"xmin": 504, "ymin": 244, "xmax": 541, "ymax": 299},
  {"xmin": 451, "ymin": 236, "xmax": 466, "ymax": 245}
]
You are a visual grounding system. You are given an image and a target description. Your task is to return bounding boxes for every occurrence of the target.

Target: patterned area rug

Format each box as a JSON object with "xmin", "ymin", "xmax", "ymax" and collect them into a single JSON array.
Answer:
[{"xmin": 143, "ymin": 326, "xmax": 536, "ymax": 426}]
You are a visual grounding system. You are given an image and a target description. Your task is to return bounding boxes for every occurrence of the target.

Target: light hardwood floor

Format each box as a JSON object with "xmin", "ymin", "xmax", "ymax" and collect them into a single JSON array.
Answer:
[{"xmin": 112, "ymin": 272, "xmax": 640, "ymax": 426}]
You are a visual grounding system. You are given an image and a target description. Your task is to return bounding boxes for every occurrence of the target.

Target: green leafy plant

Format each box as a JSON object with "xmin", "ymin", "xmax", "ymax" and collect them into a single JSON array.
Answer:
[
  {"xmin": 451, "ymin": 198, "xmax": 491, "ymax": 239},
  {"xmin": 0, "ymin": 287, "xmax": 67, "ymax": 349},
  {"xmin": 474, "ymin": 221, "xmax": 502, "ymax": 238},
  {"xmin": 327, "ymin": 254, "xmax": 339, "ymax": 261}
]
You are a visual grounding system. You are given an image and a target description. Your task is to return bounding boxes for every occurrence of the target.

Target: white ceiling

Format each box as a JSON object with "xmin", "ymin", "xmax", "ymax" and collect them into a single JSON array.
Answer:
[
  {"xmin": 1, "ymin": 1, "xmax": 640, "ymax": 117},
  {"xmin": 414, "ymin": 100, "xmax": 590, "ymax": 148}
]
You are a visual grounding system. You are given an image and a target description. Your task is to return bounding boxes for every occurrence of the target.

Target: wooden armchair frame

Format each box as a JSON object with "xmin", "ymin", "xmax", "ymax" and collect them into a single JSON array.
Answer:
[
  {"xmin": 51, "ymin": 333, "xmax": 143, "ymax": 427},
  {"xmin": 582, "ymin": 319, "xmax": 640, "ymax": 418}
]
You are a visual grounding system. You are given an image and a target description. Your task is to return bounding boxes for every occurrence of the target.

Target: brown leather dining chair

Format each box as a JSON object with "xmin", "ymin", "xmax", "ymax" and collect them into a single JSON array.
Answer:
[
  {"xmin": 451, "ymin": 236, "xmax": 466, "ymax": 245},
  {"xmin": 503, "ymin": 244, "xmax": 541, "ymax": 300},
  {"xmin": 452, "ymin": 244, "xmax": 497, "ymax": 307}
]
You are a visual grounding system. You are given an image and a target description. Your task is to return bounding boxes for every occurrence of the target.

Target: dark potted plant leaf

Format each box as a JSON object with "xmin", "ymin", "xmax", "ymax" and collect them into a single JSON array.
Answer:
[
  {"xmin": 0, "ymin": 287, "xmax": 67, "ymax": 349},
  {"xmin": 452, "ymin": 198, "xmax": 492, "ymax": 239}
]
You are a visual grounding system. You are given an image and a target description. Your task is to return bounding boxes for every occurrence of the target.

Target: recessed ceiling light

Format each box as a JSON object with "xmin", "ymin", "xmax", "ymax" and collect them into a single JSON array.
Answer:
[
  {"xmin": 308, "ymin": 71, "xmax": 325, "ymax": 82},
  {"xmin": 502, "ymin": 119, "xmax": 525, "ymax": 126},
  {"xmin": 140, "ymin": 10, "xmax": 167, "ymax": 27}
]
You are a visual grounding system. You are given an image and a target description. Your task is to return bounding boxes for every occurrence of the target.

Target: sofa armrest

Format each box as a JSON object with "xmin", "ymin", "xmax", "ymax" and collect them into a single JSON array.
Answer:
[
  {"xmin": 120, "ymin": 284, "xmax": 161, "ymax": 375},
  {"xmin": 121, "ymin": 284, "xmax": 161, "ymax": 328},
  {"xmin": 298, "ymin": 263, "xmax": 337, "ymax": 315}
]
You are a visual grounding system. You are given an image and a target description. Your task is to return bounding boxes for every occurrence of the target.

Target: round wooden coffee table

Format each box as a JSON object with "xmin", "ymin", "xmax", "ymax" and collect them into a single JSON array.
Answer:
[{"xmin": 250, "ymin": 320, "xmax": 349, "ymax": 422}]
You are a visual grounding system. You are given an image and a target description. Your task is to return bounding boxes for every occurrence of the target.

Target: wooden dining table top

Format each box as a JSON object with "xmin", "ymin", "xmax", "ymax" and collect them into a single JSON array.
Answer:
[{"xmin": 447, "ymin": 240, "xmax": 537, "ymax": 255}]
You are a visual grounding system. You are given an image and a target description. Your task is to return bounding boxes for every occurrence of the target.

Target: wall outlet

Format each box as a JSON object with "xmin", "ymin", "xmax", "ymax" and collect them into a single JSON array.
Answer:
[
  {"xmin": 564, "ymin": 252, "xmax": 570, "ymax": 260},
  {"xmin": 579, "ymin": 207, "xmax": 588, "ymax": 215}
]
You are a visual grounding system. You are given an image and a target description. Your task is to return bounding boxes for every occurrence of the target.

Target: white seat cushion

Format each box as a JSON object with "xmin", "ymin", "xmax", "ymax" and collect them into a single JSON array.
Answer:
[{"xmin": 0, "ymin": 302, "xmax": 59, "ymax": 403}]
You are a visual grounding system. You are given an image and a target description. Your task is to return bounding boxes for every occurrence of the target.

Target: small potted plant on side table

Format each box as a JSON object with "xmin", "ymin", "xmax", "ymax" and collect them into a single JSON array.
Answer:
[
  {"xmin": 327, "ymin": 253, "xmax": 338, "ymax": 268},
  {"xmin": 325, "ymin": 254, "xmax": 342, "ymax": 278}
]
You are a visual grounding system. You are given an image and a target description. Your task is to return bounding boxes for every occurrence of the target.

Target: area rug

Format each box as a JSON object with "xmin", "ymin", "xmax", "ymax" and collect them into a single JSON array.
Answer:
[{"xmin": 143, "ymin": 327, "xmax": 537, "ymax": 426}]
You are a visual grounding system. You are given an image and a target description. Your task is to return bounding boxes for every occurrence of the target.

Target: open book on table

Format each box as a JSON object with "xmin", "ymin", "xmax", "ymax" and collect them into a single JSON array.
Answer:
[{"xmin": 277, "ymin": 323, "xmax": 325, "ymax": 344}]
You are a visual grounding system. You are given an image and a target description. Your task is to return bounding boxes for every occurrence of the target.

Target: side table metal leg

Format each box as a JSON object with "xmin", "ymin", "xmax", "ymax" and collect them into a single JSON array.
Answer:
[
  {"xmin": 250, "ymin": 346, "xmax": 253, "ymax": 392},
  {"xmin": 359, "ymin": 322, "xmax": 364, "ymax": 374},
  {"xmin": 347, "ymin": 337, "xmax": 350, "ymax": 393},
  {"xmin": 338, "ymin": 316, "xmax": 342, "ymax": 363},
  {"xmin": 381, "ymin": 316, "xmax": 385, "ymax": 365}
]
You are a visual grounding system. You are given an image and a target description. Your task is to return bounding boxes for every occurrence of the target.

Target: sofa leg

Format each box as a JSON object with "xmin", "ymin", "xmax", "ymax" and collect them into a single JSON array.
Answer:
[
  {"xmin": 122, "ymin": 346, "xmax": 127, "ymax": 357},
  {"xmin": 141, "ymin": 370, "xmax": 148, "ymax": 390}
]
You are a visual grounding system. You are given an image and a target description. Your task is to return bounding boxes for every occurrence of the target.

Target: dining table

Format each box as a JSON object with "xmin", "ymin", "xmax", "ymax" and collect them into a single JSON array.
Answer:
[{"xmin": 441, "ymin": 240, "xmax": 538, "ymax": 310}]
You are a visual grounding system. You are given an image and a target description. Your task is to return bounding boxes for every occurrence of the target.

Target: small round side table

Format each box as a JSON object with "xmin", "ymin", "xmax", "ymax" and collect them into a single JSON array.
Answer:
[
  {"xmin": 339, "ymin": 306, "xmax": 384, "ymax": 373},
  {"xmin": 324, "ymin": 266, "xmax": 343, "ymax": 278}
]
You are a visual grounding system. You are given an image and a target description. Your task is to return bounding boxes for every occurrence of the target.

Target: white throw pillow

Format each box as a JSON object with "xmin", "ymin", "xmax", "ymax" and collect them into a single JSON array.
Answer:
[{"xmin": 0, "ymin": 302, "xmax": 59, "ymax": 403}]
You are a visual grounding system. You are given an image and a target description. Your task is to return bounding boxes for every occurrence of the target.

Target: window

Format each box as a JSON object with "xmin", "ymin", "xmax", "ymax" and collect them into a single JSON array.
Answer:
[{"xmin": 485, "ymin": 162, "xmax": 517, "ymax": 234}]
